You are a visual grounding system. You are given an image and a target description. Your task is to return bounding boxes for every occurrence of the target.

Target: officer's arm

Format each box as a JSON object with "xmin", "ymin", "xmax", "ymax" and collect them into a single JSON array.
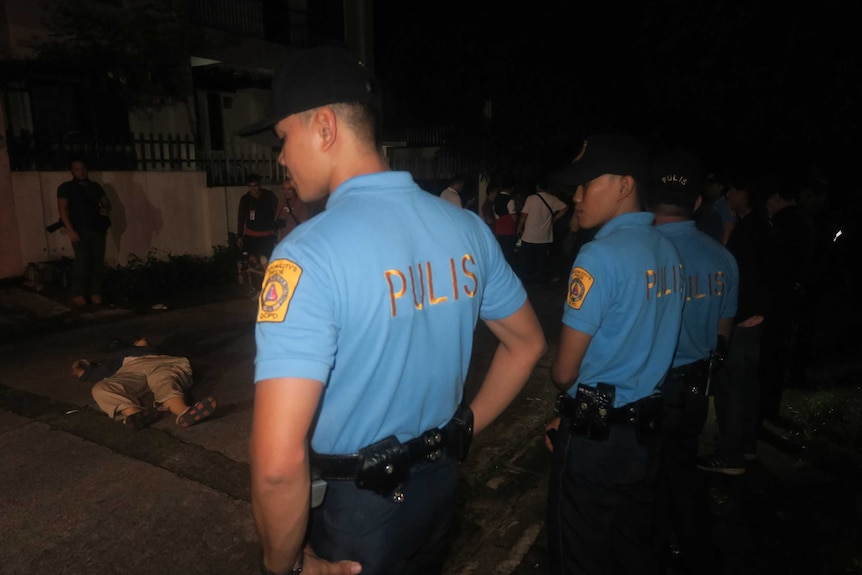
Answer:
[
  {"xmin": 472, "ymin": 300, "xmax": 546, "ymax": 435},
  {"xmin": 250, "ymin": 377, "xmax": 322, "ymax": 575},
  {"xmin": 550, "ymin": 325, "xmax": 592, "ymax": 391}
]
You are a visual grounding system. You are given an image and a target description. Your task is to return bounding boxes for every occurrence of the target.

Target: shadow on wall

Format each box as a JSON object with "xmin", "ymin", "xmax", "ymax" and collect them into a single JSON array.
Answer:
[{"xmin": 103, "ymin": 182, "xmax": 163, "ymax": 266}]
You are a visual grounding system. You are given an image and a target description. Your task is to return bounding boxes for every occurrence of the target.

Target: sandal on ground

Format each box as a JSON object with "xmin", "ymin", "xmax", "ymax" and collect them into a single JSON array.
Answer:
[
  {"xmin": 177, "ymin": 396, "xmax": 218, "ymax": 428},
  {"xmin": 123, "ymin": 408, "xmax": 161, "ymax": 431}
]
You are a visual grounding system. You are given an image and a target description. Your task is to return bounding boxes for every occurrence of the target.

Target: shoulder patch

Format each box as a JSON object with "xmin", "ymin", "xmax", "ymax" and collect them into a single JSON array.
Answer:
[
  {"xmin": 567, "ymin": 266, "xmax": 594, "ymax": 310},
  {"xmin": 257, "ymin": 259, "xmax": 302, "ymax": 323}
]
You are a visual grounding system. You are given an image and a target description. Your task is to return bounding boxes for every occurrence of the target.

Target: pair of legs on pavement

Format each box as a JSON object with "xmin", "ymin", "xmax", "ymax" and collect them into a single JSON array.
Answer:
[
  {"xmin": 70, "ymin": 228, "xmax": 106, "ymax": 308},
  {"xmin": 699, "ymin": 323, "xmax": 762, "ymax": 475},
  {"xmin": 90, "ymin": 355, "xmax": 217, "ymax": 430}
]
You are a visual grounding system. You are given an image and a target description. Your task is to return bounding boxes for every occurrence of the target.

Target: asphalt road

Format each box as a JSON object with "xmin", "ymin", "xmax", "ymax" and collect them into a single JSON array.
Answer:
[{"xmin": 0, "ymin": 281, "xmax": 859, "ymax": 574}]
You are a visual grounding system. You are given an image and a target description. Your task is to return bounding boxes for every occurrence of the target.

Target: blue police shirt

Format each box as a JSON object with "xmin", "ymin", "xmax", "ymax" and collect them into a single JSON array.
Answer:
[
  {"xmin": 561, "ymin": 212, "xmax": 684, "ymax": 406},
  {"xmin": 657, "ymin": 221, "xmax": 739, "ymax": 367},
  {"xmin": 254, "ymin": 171, "xmax": 526, "ymax": 454}
]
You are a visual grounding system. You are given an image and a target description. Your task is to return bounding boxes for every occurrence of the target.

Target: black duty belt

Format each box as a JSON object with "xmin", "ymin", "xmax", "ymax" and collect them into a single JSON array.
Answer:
[
  {"xmin": 311, "ymin": 427, "xmax": 449, "ymax": 481},
  {"xmin": 556, "ymin": 392, "xmax": 637, "ymax": 425},
  {"xmin": 556, "ymin": 384, "xmax": 663, "ymax": 444},
  {"xmin": 666, "ymin": 358, "xmax": 710, "ymax": 395}
]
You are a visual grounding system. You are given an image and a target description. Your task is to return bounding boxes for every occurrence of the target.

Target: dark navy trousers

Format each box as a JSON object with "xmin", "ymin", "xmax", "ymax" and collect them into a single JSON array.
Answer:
[{"xmin": 309, "ymin": 457, "xmax": 458, "ymax": 575}]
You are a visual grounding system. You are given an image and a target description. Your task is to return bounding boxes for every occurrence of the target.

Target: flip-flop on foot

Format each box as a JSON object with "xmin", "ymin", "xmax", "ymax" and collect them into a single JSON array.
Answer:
[
  {"xmin": 123, "ymin": 408, "xmax": 161, "ymax": 431},
  {"xmin": 177, "ymin": 396, "xmax": 218, "ymax": 428}
]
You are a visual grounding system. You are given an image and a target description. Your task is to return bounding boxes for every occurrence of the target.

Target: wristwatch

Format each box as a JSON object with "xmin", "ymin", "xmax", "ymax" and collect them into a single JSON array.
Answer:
[{"xmin": 260, "ymin": 552, "xmax": 303, "ymax": 575}]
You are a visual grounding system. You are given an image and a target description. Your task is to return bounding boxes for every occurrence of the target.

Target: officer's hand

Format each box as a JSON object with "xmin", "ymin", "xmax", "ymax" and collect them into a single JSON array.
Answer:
[
  {"xmin": 68, "ymin": 230, "xmax": 80, "ymax": 243},
  {"xmin": 302, "ymin": 547, "xmax": 362, "ymax": 574},
  {"xmin": 236, "ymin": 236, "xmax": 244, "ymax": 249},
  {"xmin": 544, "ymin": 417, "xmax": 561, "ymax": 452}
]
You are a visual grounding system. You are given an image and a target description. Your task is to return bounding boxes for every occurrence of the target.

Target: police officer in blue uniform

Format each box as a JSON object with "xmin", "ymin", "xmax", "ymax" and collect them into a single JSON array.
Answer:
[
  {"xmin": 545, "ymin": 134, "xmax": 685, "ymax": 575},
  {"xmin": 240, "ymin": 46, "xmax": 546, "ymax": 575},
  {"xmin": 649, "ymin": 148, "xmax": 739, "ymax": 574}
]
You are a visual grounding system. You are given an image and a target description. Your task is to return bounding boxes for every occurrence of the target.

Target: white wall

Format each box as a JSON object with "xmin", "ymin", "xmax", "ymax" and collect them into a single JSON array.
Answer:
[{"xmin": 6, "ymin": 170, "xmax": 239, "ymax": 279}]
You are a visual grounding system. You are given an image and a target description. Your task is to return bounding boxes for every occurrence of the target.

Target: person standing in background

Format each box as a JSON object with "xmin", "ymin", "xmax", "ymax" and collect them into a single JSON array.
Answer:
[
  {"xmin": 440, "ymin": 174, "xmax": 466, "ymax": 208},
  {"xmin": 517, "ymin": 178, "xmax": 568, "ymax": 285},
  {"xmin": 237, "ymin": 173, "xmax": 279, "ymax": 262},
  {"xmin": 649, "ymin": 148, "xmax": 738, "ymax": 574},
  {"xmin": 545, "ymin": 134, "xmax": 684, "ymax": 575},
  {"xmin": 276, "ymin": 175, "xmax": 313, "ymax": 242},
  {"xmin": 56, "ymin": 158, "xmax": 112, "ymax": 308},
  {"xmin": 493, "ymin": 177, "xmax": 520, "ymax": 266},
  {"xmin": 699, "ymin": 172, "xmax": 772, "ymax": 474}
]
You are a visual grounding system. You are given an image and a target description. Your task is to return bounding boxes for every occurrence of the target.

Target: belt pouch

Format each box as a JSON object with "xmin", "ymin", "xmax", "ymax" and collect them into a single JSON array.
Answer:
[
  {"xmin": 355, "ymin": 436, "xmax": 409, "ymax": 495},
  {"xmin": 572, "ymin": 383, "xmax": 615, "ymax": 441},
  {"xmin": 633, "ymin": 395, "xmax": 663, "ymax": 445},
  {"xmin": 446, "ymin": 403, "xmax": 474, "ymax": 462}
]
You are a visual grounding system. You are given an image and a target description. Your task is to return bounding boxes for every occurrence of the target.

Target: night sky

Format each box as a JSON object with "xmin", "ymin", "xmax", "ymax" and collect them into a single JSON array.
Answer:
[{"xmin": 371, "ymin": 1, "xmax": 860, "ymax": 192}]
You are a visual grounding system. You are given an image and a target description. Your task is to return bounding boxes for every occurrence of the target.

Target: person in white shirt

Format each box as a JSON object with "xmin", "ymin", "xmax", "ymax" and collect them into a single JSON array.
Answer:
[
  {"xmin": 517, "ymin": 179, "xmax": 568, "ymax": 284},
  {"xmin": 440, "ymin": 175, "xmax": 465, "ymax": 208}
]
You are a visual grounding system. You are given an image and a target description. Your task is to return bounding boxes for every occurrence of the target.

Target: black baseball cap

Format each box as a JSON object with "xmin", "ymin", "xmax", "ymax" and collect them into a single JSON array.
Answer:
[
  {"xmin": 649, "ymin": 148, "xmax": 703, "ymax": 207},
  {"xmin": 238, "ymin": 46, "xmax": 381, "ymax": 146},
  {"xmin": 551, "ymin": 134, "xmax": 648, "ymax": 187}
]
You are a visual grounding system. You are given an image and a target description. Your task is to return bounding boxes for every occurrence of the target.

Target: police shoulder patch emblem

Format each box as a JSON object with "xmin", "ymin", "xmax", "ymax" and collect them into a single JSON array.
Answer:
[
  {"xmin": 257, "ymin": 259, "xmax": 302, "ymax": 323},
  {"xmin": 567, "ymin": 266, "xmax": 594, "ymax": 310}
]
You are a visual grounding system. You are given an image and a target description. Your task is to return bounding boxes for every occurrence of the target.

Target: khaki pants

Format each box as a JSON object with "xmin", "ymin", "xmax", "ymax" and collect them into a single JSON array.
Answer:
[{"xmin": 91, "ymin": 355, "xmax": 193, "ymax": 420}]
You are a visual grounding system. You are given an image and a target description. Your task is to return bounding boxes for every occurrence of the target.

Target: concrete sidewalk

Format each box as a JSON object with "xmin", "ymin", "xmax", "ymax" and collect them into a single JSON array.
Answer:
[{"xmin": 0, "ymin": 282, "xmax": 858, "ymax": 574}]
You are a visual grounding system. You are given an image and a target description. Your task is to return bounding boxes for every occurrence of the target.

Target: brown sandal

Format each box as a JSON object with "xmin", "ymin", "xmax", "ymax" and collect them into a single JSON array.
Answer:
[{"xmin": 177, "ymin": 396, "xmax": 218, "ymax": 428}]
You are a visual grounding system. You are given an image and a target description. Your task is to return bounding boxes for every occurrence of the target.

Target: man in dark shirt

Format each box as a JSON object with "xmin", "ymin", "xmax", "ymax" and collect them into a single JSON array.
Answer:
[
  {"xmin": 56, "ymin": 159, "xmax": 112, "ymax": 307},
  {"xmin": 237, "ymin": 173, "xmax": 279, "ymax": 262},
  {"xmin": 699, "ymin": 173, "xmax": 772, "ymax": 474},
  {"xmin": 761, "ymin": 183, "xmax": 817, "ymax": 417}
]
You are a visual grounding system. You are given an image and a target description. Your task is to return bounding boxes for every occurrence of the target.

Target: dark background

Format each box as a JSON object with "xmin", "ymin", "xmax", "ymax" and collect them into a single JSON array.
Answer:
[{"xmin": 372, "ymin": 1, "xmax": 859, "ymax": 196}]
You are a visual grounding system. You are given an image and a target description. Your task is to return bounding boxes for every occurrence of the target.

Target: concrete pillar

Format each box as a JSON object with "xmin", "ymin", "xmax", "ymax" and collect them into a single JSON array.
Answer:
[
  {"xmin": 0, "ymin": 102, "xmax": 25, "ymax": 279},
  {"xmin": 343, "ymin": 0, "xmax": 374, "ymax": 70}
]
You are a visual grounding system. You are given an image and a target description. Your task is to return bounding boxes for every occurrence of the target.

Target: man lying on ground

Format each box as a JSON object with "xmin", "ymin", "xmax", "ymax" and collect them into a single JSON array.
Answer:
[{"xmin": 71, "ymin": 337, "xmax": 217, "ymax": 430}]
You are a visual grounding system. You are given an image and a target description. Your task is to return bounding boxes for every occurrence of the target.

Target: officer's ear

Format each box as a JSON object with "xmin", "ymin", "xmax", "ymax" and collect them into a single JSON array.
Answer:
[
  {"xmin": 617, "ymin": 175, "xmax": 637, "ymax": 203},
  {"xmin": 312, "ymin": 106, "xmax": 338, "ymax": 152},
  {"xmin": 694, "ymin": 194, "xmax": 703, "ymax": 212}
]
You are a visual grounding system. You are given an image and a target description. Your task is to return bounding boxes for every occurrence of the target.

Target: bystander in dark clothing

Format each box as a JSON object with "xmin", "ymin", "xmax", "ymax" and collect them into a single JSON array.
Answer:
[
  {"xmin": 237, "ymin": 174, "xmax": 279, "ymax": 261},
  {"xmin": 57, "ymin": 159, "xmax": 112, "ymax": 308},
  {"xmin": 700, "ymin": 174, "xmax": 771, "ymax": 474},
  {"xmin": 760, "ymin": 182, "xmax": 817, "ymax": 417}
]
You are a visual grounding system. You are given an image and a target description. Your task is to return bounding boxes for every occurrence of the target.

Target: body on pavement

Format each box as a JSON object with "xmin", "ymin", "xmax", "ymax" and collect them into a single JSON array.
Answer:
[{"xmin": 72, "ymin": 337, "xmax": 218, "ymax": 430}]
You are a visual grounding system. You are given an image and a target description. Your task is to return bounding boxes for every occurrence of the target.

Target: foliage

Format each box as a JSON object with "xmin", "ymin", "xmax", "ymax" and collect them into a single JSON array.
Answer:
[
  {"xmin": 782, "ymin": 385, "xmax": 862, "ymax": 470},
  {"xmin": 34, "ymin": 0, "xmax": 218, "ymax": 113},
  {"xmin": 103, "ymin": 242, "xmax": 239, "ymax": 309}
]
